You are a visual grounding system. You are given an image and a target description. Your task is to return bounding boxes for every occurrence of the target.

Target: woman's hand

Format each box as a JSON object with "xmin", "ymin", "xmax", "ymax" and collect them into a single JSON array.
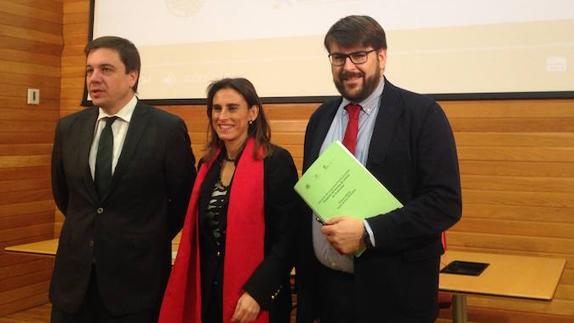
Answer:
[{"xmin": 231, "ymin": 292, "xmax": 261, "ymax": 322}]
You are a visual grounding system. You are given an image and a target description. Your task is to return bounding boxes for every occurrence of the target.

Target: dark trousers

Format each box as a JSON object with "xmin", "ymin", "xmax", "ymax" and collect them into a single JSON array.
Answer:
[
  {"xmin": 314, "ymin": 258, "xmax": 440, "ymax": 323},
  {"xmin": 51, "ymin": 267, "xmax": 159, "ymax": 323},
  {"xmin": 316, "ymin": 265, "xmax": 355, "ymax": 323}
]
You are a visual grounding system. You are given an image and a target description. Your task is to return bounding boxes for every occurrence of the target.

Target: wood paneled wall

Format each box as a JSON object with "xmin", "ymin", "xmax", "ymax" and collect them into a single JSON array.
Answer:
[
  {"xmin": 441, "ymin": 100, "xmax": 574, "ymax": 320},
  {"xmin": 58, "ymin": 0, "xmax": 574, "ymax": 321},
  {"xmin": 0, "ymin": 0, "xmax": 62, "ymax": 316}
]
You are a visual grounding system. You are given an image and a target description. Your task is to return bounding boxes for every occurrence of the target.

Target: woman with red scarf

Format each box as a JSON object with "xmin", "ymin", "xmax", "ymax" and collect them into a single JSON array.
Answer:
[{"xmin": 159, "ymin": 78, "xmax": 299, "ymax": 323}]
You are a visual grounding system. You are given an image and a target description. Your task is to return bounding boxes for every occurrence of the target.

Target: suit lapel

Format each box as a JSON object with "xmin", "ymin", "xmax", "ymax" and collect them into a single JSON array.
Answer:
[
  {"xmin": 80, "ymin": 108, "xmax": 100, "ymax": 203},
  {"xmin": 366, "ymin": 80, "xmax": 403, "ymax": 170},
  {"xmin": 304, "ymin": 99, "xmax": 340, "ymax": 171},
  {"xmin": 100, "ymin": 102, "xmax": 150, "ymax": 202}
]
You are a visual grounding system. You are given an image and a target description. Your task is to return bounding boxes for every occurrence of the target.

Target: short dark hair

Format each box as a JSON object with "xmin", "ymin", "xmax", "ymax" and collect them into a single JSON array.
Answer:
[
  {"xmin": 204, "ymin": 78, "xmax": 273, "ymax": 161},
  {"xmin": 324, "ymin": 15, "xmax": 387, "ymax": 52},
  {"xmin": 84, "ymin": 36, "xmax": 141, "ymax": 91}
]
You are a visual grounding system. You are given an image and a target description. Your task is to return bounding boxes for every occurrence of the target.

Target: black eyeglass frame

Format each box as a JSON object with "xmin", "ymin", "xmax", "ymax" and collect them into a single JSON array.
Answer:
[{"xmin": 328, "ymin": 49, "xmax": 378, "ymax": 66}]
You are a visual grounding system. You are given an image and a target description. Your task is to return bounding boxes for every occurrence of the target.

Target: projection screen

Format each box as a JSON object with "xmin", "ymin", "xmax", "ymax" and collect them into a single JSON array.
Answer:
[{"xmin": 89, "ymin": 0, "xmax": 574, "ymax": 102}]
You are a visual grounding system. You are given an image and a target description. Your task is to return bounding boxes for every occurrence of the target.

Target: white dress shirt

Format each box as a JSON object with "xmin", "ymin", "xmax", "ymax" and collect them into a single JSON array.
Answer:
[{"xmin": 89, "ymin": 95, "xmax": 138, "ymax": 180}]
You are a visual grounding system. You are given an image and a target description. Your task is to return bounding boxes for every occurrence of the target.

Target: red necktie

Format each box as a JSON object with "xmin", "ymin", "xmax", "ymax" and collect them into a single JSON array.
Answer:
[{"xmin": 342, "ymin": 103, "xmax": 361, "ymax": 155}]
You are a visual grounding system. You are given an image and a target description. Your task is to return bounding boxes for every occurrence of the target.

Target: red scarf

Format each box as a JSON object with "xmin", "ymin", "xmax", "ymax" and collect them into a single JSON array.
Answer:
[{"xmin": 159, "ymin": 138, "xmax": 268, "ymax": 323}]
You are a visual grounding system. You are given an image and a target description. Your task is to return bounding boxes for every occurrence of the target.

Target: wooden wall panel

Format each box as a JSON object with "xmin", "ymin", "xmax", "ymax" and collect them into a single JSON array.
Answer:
[
  {"xmin": 0, "ymin": 0, "xmax": 61, "ymax": 317},
  {"xmin": 0, "ymin": 1, "xmax": 62, "ymax": 21},
  {"xmin": 53, "ymin": 0, "xmax": 574, "ymax": 321}
]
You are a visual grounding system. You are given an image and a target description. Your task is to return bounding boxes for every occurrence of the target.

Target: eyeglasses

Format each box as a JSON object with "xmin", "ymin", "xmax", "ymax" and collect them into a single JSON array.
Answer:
[{"xmin": 328, "ymin": 49, "xmax": 377, "ymax": 66}]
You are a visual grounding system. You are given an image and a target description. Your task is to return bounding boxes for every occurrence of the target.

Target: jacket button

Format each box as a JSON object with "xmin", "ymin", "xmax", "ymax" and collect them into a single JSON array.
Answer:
[{"xmin": 96, "ymin": 208, "xmax": 104, "ymax": 214}]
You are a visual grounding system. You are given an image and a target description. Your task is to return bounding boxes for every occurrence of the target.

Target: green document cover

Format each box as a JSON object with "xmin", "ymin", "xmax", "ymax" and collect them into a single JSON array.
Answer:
[{"xmin": 295, "ymin": 141, "xmax": 403, "ymax": 223}]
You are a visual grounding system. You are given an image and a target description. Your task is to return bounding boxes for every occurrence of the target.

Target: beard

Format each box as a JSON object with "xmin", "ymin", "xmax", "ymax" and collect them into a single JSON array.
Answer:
[{"xmin": 333, "ymin": 62, "xmax": 382, "ymax": 103}]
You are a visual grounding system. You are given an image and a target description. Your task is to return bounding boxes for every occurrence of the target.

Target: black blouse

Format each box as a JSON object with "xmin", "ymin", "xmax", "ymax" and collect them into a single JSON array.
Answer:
[{"xmin": 198, "ymin": 153, "xmax": 229, "ymax": 323}]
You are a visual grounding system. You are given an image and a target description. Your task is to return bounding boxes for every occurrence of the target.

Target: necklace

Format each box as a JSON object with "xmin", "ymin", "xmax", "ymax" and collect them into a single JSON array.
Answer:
[{"xmin": 224, "ymin": 155, "xmax": 235, "ymax": 162}]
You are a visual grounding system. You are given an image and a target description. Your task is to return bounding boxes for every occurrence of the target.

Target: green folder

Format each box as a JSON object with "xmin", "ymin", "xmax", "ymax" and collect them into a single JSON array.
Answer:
[{"xmin": 295, "ymin": 141, "xmax": 402, "ymax": 223}]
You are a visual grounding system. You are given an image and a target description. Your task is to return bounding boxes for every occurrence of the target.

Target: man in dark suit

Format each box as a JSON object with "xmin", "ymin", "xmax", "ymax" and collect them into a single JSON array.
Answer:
[
  {"xmin": 295, "ymin": 16, "xmax": 462, "ymax": 323},
  {"xmin": 50, "ymin": 36, "xmax": 196, "ymax": 323}
]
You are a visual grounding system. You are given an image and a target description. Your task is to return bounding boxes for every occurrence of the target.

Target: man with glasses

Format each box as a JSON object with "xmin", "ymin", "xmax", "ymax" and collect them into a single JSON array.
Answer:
[{"xmin": 295, "ymin": 15, "xmax": 462, "ymax": 323}]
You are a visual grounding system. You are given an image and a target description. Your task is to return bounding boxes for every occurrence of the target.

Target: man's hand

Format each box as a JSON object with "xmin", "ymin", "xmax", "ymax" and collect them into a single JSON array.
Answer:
[
  {"xmin": 320, "ymin": 216, "xmax": 365, "ymax": 254},
  {"xmin": 231, "ymin": 292, "xmax": 260, "ymax": 322}
]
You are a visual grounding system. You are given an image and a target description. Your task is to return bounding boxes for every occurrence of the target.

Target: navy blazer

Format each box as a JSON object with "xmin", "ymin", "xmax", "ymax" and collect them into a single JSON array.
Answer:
[
  {"xmin": 296, "ymin": 80, "xmax": 462, "ymax": 323},
  {"xmin": 50, "ymin": 102, "xmax": 196, "ymax": 315}
]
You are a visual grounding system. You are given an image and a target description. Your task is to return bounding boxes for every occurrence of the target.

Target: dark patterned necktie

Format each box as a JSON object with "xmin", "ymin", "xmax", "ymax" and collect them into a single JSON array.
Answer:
[
  {"xmin": 342, "ymin": 104, "xmax": 361, "ymax": 154},
  {"xmin": 95, "ymin": 116, "xmax": 118, "ymax": 199}
]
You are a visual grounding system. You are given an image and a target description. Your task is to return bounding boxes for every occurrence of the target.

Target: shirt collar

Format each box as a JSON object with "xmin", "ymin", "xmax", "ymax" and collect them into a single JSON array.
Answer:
[
  {"xmin": 341, "ymin": 76, "xmax": 385, "ymax": 115},
  {"xmin": 97, "ymin": 95, "xmax": 138, "ymax": 123}
]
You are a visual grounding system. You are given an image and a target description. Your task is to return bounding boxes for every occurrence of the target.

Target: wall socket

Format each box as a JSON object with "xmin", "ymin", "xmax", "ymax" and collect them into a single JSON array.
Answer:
[{"xmin": 27, "ymin": 88, "xmax": 40, "ymax": 105}]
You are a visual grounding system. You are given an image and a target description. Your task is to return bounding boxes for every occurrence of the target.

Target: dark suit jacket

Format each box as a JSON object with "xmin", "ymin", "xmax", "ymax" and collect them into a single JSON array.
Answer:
[
  {"xmin": 295, "ymin": 80, "xmax": 462, "ymax": 323},
  {"xmin": 197, "ymin": 145, "xmax": 299, "ymax": 323},
  {"xmin": 50, "ymin": 101, "xmax": 196, "ymax": 315}
]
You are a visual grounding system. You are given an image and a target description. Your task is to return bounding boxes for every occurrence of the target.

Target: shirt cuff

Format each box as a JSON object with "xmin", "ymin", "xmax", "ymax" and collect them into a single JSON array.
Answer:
[{"xmin": 363, "ymin": 219, "xmax": 375, "ymax": 247}]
